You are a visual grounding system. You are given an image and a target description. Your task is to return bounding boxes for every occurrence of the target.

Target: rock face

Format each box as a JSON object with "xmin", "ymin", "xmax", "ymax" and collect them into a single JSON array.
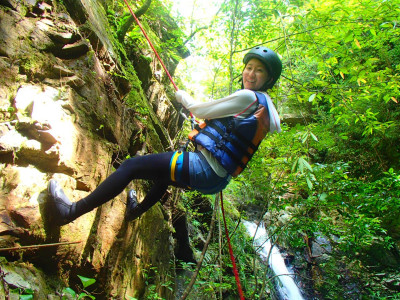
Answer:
[{"xmin": 0, "ymin": 0, "xmax": 185, "ymax": 298}]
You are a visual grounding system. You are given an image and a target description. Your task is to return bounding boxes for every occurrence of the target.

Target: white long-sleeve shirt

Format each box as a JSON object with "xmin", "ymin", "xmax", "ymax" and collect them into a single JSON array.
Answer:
[{"xmin": 175, "ymin": 89, "xmax": 281, "ymax": 176}]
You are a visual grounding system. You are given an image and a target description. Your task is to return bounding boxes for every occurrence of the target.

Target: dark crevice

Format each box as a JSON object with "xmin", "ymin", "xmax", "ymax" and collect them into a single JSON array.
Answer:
[
  {"xmin": 153, "ymin": 122, "xmax": 171, "ymax": 150},
  {"xmin": 128, "ymin": 129, "xmax": 144, "ymax": 157},
  {"xmin": 111, "ymin": 73, "xmax": 131, "ymax": 100},
  {"xmin": 0, "ymin": 0, "xmax": 15, "ymax": 10},
  {"xmin": 0, "ymin": 48, "xmax": 9, "ymax": 58},
  {"xmin": 92, "ymin": 119, "xmax": 118, "ymax": 146},
  {"xmin": 172, "ymin": 213, "xmax": 196, "ymax": 264},
  {"xmin": 0, "ymin": 152, "xmax": 14, "ymax": 164},
  {"xmin": 51, "ymin": 40, "xmax": 90, "ymax": 59},
  {"xmin": 111, "ymin": 149, "xmax": 129, "ymax": 170}
]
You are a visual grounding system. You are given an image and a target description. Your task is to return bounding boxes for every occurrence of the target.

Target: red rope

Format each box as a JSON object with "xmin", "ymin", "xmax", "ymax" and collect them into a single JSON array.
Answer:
[
  {"xmin": 220, "ymin": 191, "xmax": 245, "ymax": 299},
  {"xmin": 122, "ymin": 0, "xmax": 178, "ymax": 91},
  {"xmin": 122, "ymin": 0, "xmax": 197, "ymax": 121}
]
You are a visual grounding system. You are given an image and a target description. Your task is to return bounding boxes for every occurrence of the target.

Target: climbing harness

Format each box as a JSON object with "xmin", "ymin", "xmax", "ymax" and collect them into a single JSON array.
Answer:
[
  {"xmin": 220, "ymin": 191, "xmax": 245, "ymax": 299},
  {"xmin": 170, "ymin": 150, "xmax": 184, "ymax": 182}
]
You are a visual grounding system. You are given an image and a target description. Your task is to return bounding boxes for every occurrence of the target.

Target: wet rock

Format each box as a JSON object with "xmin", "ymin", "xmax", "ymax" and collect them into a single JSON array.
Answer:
[
  {"xmin": 281, "ymin": 113, "xmax": 313, "ymax": 127},
  {"xmin": 311, "ymin": 234, "xmax": 332, "ymax": 256},
  {"xmin": 47, "ymin": 30, "xmax": 75, "ymax": 44},
  {"xmin": 0, "ymin": 258, "xmax": 61, "ymax": 299},
  {"xmin": 30, "ymin": 21, "xmax": 57, "ymax": 51},
  {"xmin": 0, "ymin": 0, "xmax": 184, "ymax": 298}
]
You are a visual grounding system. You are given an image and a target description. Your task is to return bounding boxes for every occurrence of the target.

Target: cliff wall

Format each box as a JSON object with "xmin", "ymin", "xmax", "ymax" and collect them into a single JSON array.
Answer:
[{"xmin": 0, "ymin": 0, "xmax": 186, "ymax": 298}]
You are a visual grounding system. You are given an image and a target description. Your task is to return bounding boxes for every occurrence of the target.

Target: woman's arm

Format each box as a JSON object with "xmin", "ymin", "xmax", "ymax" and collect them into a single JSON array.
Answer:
[{"xmin": 176, "ymin": 89, "xmax": 257, "ymax": 119}]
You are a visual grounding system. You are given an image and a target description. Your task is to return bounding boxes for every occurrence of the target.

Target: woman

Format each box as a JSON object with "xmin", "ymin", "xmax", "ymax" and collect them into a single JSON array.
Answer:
[{"xmin": 47, "ymin": 46, "xmax": 282, "ymax": 226}]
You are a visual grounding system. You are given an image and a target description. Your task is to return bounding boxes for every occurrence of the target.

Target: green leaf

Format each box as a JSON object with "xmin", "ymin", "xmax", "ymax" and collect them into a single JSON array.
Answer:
[
  {"xmin": 77, "ymin": 275, "xmax": 96, "ymax": 288},
  {"xmin": 62, "ymin": 287, "xmax": 76, "ymax": 297},
  {"xmin": 300, "ymin": 157, "xmax": 313, "ymax": 172},
  {"xmin": 344, "ymin": 32, "xmax": 354, "ymax": 43},
  {"xmin": 20, "ymin": 295, "xmax": 34, "ymax": 300},
  {"xmin": 319, "ymin": 193, "xmax": 328, "ymax": 201},
  {"xmin": 380, "ymin": 22, "xmax": 393, "ymax": 28},
  {"xmin": 23, "ymin": 289, "xmax": 34, "ymax": 295},
  {"xmin": 291, "ymin": 158, "xmax": 298, "ymax": 173},
  {"xmin": 306, "ymin": 177, "xmax": 313, "ymax": 190},
  {"xmin": 298, "ymin": 157, "xmax": 304, "ymax": 173},
  {"xmin": 369, "ymin": 28, "xmax": 376, "ymax": 36},
  {"xmin": 302, "ymin": 132, "xmax": 309, "ymax": 143},
  {"xmin": 310, "ymin": 132, "xmax": 319, "ymax": 141}
]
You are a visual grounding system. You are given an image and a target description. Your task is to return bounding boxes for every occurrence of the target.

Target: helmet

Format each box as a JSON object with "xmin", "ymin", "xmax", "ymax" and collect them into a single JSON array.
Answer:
[{"xmin": 243, "ymin": 46, "xmax": 282, "ymax": 90}]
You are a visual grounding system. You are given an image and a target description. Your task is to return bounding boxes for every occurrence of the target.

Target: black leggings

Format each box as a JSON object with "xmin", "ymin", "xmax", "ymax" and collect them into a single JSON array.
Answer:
[{"xmin": 81, "ymin": 152, "xmax": 190, "ymax": 213}]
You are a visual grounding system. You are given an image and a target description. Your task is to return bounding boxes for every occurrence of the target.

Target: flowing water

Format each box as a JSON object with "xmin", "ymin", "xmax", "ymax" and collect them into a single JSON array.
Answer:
[{"xmin": 243, "ymin": 221, "xmax": 305, "ymax": 300}]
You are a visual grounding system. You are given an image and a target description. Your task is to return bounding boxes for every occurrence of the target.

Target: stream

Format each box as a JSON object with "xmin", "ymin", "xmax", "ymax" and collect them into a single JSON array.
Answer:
[{"xmin": 243, "ymin": 221, "xmax": 305, "ymax": 300}]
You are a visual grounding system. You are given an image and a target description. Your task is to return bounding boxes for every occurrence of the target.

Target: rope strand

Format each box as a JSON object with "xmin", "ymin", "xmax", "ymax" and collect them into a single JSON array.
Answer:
[
  {"xmin": 122, "ymin": 0, "xmax": 178, "ymax": 91},
  {"xmin": 122, "ymin": 0, "xmax": 197, "ymax": 122},
  {"xmin": 220, "ymin": 191, "xmax": 245, "ymax": 299}
]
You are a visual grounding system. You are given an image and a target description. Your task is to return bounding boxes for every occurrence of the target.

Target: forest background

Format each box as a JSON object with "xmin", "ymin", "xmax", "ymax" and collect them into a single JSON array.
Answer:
[{"xmin": 151, "ymin": 0, "xmax": 400, "ymax": 298}]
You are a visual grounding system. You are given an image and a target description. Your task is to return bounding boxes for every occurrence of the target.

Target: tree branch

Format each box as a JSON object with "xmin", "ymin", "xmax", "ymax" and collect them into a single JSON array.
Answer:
[
  {"xmin": 235, "ymin": 24, "xmax": 334, "ymax": 54},
  {"xmin": 183, "ymin": 2, "xmax": 224, "ymax": 46},
  {"xmin": 0, "ymin": 240, "xmax": 82, "ymax": 252}
]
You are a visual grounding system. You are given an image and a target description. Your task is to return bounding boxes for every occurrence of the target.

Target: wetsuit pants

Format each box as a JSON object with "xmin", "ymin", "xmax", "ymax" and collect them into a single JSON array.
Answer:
[{"xmin": 75, "ymin": 151, "xmax": 231, "ymax": 217}]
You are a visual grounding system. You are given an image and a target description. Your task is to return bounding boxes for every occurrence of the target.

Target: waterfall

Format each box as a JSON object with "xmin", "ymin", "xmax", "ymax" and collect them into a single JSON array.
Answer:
[{"xmin": 243, "ymin": 221, "xmax": 305, "ymax": 300}]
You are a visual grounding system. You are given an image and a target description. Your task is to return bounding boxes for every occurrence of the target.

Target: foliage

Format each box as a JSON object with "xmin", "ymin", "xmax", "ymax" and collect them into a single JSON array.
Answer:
[
  {"xmin": 177, "ymin": 190, "xmax": 279, "ymax": 299},
  {"xmin": 61, "ymin": 275, "xmax": 96, "ymax": 299},
  {"xmin": 10, "ymin": 287, "xmax": 34, "ymax": 300},
  {"xmin": 140, "ymin": 265, "xmax": 174, "ymax": 299},
  {"xmin": 6, "ymin": 273, "xmax": 97, "ymax": 300},
  {"xmin": 105, "ymin": 0, "xmax": 399, "ymax": 298},
  {"xmin": 172, "ymin": 0, "xmax": 400, "ymax": 298}
]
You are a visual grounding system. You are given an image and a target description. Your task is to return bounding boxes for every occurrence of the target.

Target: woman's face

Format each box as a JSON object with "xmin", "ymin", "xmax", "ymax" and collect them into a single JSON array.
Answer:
[{"xmin": 242, "ymin": 58, "xmax": 270, "ymax": 91}]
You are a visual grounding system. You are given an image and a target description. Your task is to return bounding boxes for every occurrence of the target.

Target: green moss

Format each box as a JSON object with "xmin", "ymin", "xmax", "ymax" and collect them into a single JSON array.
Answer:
[
  {"xmin": 141, "ymin": 55, "xmax": 153, "ymax": 63},
  {"xmin": 29, "ymin": 223, "xmax": 46, "ymax": 239},
  {"xmin": 19, "ymin": 53, "xmax": 48, "ymax": 79},
  {"xmin": 97, "ymin": 10, "xmax": 168, "ymax": 153}
]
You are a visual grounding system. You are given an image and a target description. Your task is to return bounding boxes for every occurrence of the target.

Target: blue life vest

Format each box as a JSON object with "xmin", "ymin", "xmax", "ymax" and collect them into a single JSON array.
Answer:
[{"xmin": 188, "ymin": 91, "xmax": 271, "ymax": 177}]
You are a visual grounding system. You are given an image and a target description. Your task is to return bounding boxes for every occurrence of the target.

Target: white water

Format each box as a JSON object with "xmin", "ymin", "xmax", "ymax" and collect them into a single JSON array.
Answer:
[{"xmin": 243, "ymin": 221, "xmax": 305, "ymax": 300}]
